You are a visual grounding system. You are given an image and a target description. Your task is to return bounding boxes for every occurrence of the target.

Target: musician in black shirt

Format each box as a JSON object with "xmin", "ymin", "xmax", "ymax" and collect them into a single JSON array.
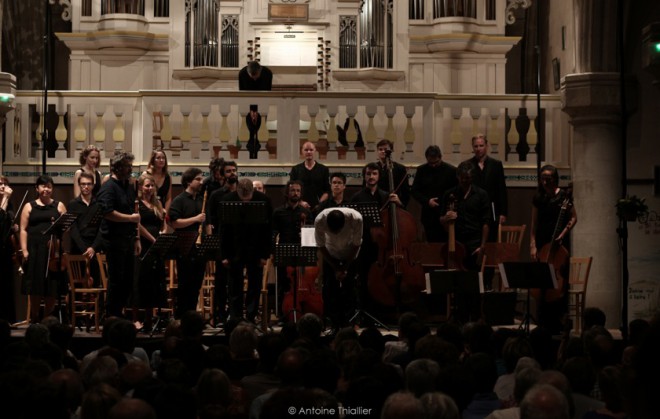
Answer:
[
  {"xmin": 97, "ymin": 151, "xmax": 140, "ymax": 318},
  {"xmin": 68, "ymin": 172, "xmax": 104, "ymax": 286},
  {"xmin": 169, "ymin": 168, "xmax": 206, "ymax": 318},
  {"xmin": 220, "ymin": 179, "xmax": 272, "ymax": 322}
]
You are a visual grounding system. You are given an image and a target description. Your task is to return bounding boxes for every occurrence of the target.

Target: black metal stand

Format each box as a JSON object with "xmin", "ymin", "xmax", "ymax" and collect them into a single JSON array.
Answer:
[
  {"xmin": 43, "ymin": 212, "xmax": 78, "ymax": 324},
  {"xmin": 348, "ymin": 274, "xmax": 390, "ymax": 330},
  {"xmin": 426, "ymin": 269, "xmax": 482, "ymax": 325},
  {"xmin": 142, "ymin": 234, "xmax": 178, "ymax": 336},
  {"xmin": 499, "ymin": 262, "xmax": 557, "ymax": 335}
]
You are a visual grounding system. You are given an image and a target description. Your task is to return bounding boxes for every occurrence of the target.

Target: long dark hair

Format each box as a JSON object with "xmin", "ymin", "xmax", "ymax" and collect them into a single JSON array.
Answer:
[{"xmin": 537, "ymin": 164, "xmax": 559, "ymax": 196}]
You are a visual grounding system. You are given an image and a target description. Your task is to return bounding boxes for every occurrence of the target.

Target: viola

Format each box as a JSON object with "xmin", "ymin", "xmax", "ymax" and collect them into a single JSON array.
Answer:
[
  {"xmin": 531, "ymin": 185, "xmax": 573, "ymax": 302},
  {"xmin": 440, "ymin": 194, "xmax": 467, "ymax": 271},
  {"xmin": 367, "ymin": 150, "xmax": 426, "ymax": 308},
  {"xmin": 46, "ymin": 217, "xmax": 63, "ymax": 273}
]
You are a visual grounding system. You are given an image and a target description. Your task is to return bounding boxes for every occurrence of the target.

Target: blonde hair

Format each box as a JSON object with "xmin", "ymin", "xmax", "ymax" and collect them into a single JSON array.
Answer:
[{"xmin": 138, "ymin": 173, "xmax": 165, "ymax": 220}]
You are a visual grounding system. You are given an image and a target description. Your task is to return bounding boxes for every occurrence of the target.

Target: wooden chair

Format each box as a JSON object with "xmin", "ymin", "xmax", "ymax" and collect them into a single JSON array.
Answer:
[
  {"xmin": 410, "ymin": 242, "xmax": 445, "ymax": 270},
  {"xmin": 198, "ymin": 260, "xmax": 215, "ymax": 322},
  {"xmin": 68, "ymin": 255, "xmax": 106, "ymax": 333},
  {"xmin": 567, "ymin": 256, "xmax": 593, "ymax": 332},
  {"xmin": 498, "ymin": 224, "xmax": 527, "ymax": 250}
]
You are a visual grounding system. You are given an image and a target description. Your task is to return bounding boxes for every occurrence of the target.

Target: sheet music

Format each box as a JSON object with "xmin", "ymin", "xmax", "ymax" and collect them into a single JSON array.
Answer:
[{"xmin": 300, "ymin": 226, "xmax": 316, "ymax": 247}]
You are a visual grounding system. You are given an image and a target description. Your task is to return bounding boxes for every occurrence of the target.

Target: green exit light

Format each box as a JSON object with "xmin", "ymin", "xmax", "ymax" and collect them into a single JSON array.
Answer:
[{"xmin": 656, "ymin": 42, "xmax": 660, "ymax": 52}]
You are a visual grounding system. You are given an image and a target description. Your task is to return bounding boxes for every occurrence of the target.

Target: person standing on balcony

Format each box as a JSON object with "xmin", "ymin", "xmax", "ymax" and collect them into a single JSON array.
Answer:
[
  {"xmin": 411, "ymin": 145, "xmax": 457, "ymax": 242},
  {"xmin": 464, "ymin": 134, "xmax": 508, "ymax": 241},
  {"xmin": 289, "ymin": 141, "xmax": 330, "ymax": 213},
  {"xmin": 238, "ymin": 61, "xmax": 273, "ymax": 91}
]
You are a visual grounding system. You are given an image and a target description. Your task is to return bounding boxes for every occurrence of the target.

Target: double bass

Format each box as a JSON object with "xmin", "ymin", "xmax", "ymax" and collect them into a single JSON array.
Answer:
[
  {"xmin": 367, "ymin": 151, "xmax": 426, "ymax": 308},
  {"xmin": 531, "ymin": 185, "xmax": 573, "ymax": 302}
]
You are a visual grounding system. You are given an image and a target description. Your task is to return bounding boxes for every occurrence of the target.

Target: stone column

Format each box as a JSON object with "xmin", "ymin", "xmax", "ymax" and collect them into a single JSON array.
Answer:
[{"xmin": 561, "ymin": 0, "xmax": 631, "ymax": 329}]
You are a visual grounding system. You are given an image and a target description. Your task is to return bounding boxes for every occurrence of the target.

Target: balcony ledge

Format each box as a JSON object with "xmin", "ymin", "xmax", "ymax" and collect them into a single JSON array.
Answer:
[
  {"xmin": 332, "ymin": 68, "xmax": 405, "ymax": 82},
  {"xmin": 56, "ymin": 30, "xmax": 169, "ymax": 51}
]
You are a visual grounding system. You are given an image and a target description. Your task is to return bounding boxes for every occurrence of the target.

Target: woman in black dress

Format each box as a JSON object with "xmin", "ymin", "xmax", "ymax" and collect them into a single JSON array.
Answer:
[
  {"xmin": 144, "ymin": 150, "xmax": 172, "ymax": 214},
  {"xmin": 73, "ymin": 145, "xmax": 103, "ymax": 197},
  {"xmin": 529, "ymin": 165, "xmax": 578, "ymax": 333},
  {"xmin": 19, "ymin": 175, "xmax": 67, "ymax": 322},
  {"xmin": 134, "ymin": 174, "xmax": 166, "ymax": 331}
]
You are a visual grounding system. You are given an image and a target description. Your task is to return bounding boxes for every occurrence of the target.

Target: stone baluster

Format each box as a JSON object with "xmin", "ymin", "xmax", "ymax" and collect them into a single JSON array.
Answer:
[
  {"xmin": 200, "ymin": 106, "xmax": 212, "ymax": 155},
  {"xmin": 364, "ymin": 105, "xmax": 378, "ymax": 152},
  {"xmin": 449, "ymin": 108, "xmax": 463, "ymax": 155},
  {"xmin": 403, "ymin": 105, "xmax": 416, "ymax": 154},
  {"xmin": 93, "ymin": 106, "xmax": 107, "ymax": 154},
  {"xmin": 326, "ymin": 109, "xmax": 339, "ymax": 158},
  {"xmin": 507, "ymin": 110, "xmax": 520, "ymax": 163},
  {"xmin": 112, "ymin": 108, "xmax": 125, "ymax": 152},
  {"xmin": 74, "ymin": 107, "xmax": 87, "ymax": 151},
  {"xmin": 161, "ymin": 107, "xmax": 176, "ymax": 156},
  {"xmin": 218, "ymin": 109, "xmax": 231, "ymax": 150},
  {"xmin": 180, "ymin": 107, "xmax": 193, "ymax": 159},
  {"xmin": 488, "ymin": 108, "xmax": 502, "ymax": 154},
  {"xmin": 55, "ymin": 110, "xmax": 68, "ymax": 158},
  {"xmin": 526, "ymin": 113, "xmax": 538, "ymax": 161}
]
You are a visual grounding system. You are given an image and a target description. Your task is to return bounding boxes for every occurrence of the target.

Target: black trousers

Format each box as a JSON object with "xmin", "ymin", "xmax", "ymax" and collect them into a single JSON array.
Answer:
[
  {"xmin": 176, "ymin": 256, "xmax": 206, "ymax": 317},
  {"xmin": 106, "ymin": 237, "xmax": 135, "ymax": 317},
  {"xmin": 227, "ymin": 257, "xmax": 262, "ymax": 321}
]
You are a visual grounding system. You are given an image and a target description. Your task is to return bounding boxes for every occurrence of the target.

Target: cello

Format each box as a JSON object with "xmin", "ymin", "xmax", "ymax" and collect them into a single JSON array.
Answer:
[
  {"xmin": 440, "ymin": 194, "xmax": 467, "ymax": 271},
  {"xmin": 367, "ymin": 151, "xmax": 426, "ymax": 309},
  {"xmin": 531, "ymin": 185, "xmax": 573, "ymax": 302},
  {"xmin": 281, "ymin": 213, "xmax": 324, "ymax": 322}
]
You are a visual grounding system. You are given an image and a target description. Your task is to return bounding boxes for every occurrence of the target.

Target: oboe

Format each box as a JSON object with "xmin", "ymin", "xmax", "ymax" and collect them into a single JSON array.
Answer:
[{"xmin": 196, "ymin": 189, "xmax": 208, "ymax": 245}]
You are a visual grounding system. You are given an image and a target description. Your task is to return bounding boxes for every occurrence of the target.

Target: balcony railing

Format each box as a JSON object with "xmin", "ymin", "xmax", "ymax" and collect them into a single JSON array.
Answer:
[{"xmin": 2, "ymin": 91, "xmax": 566, "ymax": 186}]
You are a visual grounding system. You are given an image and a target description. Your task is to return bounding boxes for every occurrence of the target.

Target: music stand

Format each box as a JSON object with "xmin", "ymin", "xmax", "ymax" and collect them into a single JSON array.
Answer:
[
  {"xmin": 345, "ymin": 203, "xmax": 382, "ymax": 227},
  {"xmin": 343, "ymin": 203, "xmax": 388, "ymax": 329},
  {"xmin": 141, "ymin": 233, "xmax": 178, "ymax": 262},
  {"xmin": 425, "ymin": 270, "xmax": 483, "ymax": 323},
  {"xmin": 499, "ymin": 262, "xmax": 557, "ymax": 334},
  {"xmin": 83, "ymin": 205, "xmax": 104, "ymax": 231},
  {"xmin": 42, "ymin": 212, "xmax": 79, "ymax": 324},
  {"xmin": 196, "ymin": 235, "xmax": 222, "ymax": 261},
  {"xmin": 135, "ymin": 234, "xmax": 177, "ymax": 336},
  {"xmin": 164, "ymin": 231, "xmax": 198, "ymax": 261},
  {"xmin": 273, "ymin": 244, "xmax": 317, "ymax": 323}
]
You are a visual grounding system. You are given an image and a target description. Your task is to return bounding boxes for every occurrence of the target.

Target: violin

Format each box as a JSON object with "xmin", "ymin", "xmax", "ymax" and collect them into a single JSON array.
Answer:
[
  {"xmin": 531, "ymin": 185, "xmax": 573, "ymax": 302},
  {"xmin": 440, "ymin": 194, "xmax": 467, "ymax": 271},
  {"xmin": 367, "ymin": 150, "xmax": 426, "ymax": 309},
  {"xmin": 281, "ymin": 212, "xmax": 323, "ymax": 322},
  {"xmin": 46, "ymin": 217, "xmax": 63, "ymax": 273}
]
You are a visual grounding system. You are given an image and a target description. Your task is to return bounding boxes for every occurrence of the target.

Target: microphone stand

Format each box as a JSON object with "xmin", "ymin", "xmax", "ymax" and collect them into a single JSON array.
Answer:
[{"xmin": 41, "ymin": 0, "xmax": 52, "ymax": 175}]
